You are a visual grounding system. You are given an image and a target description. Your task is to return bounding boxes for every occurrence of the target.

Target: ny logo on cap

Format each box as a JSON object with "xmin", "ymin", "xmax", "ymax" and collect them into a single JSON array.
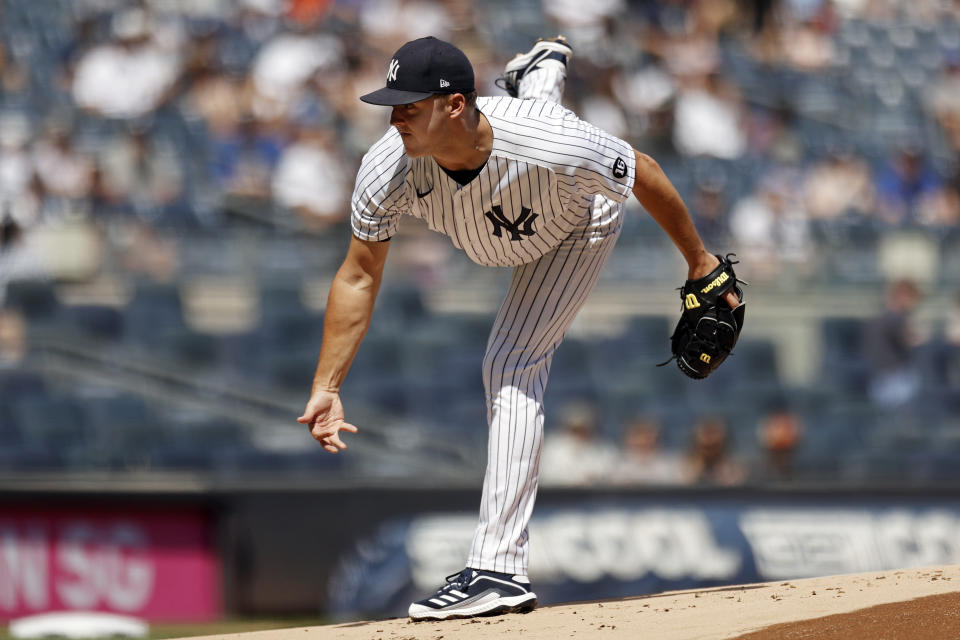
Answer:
[{"xmin": 387, "ymin": 58, "xmax": 399, "ymax": 83}]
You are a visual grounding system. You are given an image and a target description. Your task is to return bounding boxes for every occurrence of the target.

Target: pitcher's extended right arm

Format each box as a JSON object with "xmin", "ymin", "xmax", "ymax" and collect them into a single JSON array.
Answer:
[{"xmin": 297, "ymin": 236, "xmax": 390, "ymax": 452}]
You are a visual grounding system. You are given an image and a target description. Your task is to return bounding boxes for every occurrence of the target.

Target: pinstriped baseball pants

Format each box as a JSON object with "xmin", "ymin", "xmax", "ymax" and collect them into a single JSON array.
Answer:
[{"xmin": 465, "ymin": 63, "xmax": 624, "ymax": 575}]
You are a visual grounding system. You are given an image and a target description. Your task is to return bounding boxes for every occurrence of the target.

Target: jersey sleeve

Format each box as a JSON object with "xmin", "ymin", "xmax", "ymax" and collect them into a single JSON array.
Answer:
[
  {"xmin": 350, "ymin": 129, "xmax": 411, "ymax": 242},
  {"xmin": 552, "ymin": 107, "xmax": 636, "ymax": 203}
]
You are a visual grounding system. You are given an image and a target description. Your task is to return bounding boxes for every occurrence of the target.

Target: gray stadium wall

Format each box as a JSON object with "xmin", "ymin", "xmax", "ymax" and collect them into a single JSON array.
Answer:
[{"xmin": 2, "ymin": 486, "xmax": 960, "ymax": 621}]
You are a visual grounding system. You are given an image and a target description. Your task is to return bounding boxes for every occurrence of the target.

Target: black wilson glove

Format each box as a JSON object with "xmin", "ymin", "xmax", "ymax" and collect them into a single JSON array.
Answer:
[{"xmin": 660, "ymin": 254, "xmax": 746, "ymax": 379}]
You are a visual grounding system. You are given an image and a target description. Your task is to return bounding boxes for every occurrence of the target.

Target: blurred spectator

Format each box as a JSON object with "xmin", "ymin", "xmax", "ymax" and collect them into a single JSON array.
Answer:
[
  {"xmin": 72, "ymin": 8, "xmax": 182, "ymax": 120},
  {"xmin": 778, "ymin": 12, "xmax": 837, "ymax": 72},
  {"xmin": 729, "ymin": 168, "xmax": 812, "ymax": 279},
  {"xmin": 652, "ymin": 1, "xmax": 727, "ymax": 80},
  {"xmin": 746, "ymin": 103, "xmax": 804, "ymax": 166},
  {"xmin": 947, "ymin": 290, "xmax": 960, "ymax": 347},
  {"xmin": 863, "ymin": 278, "xmax": 923, "ymax": 407},
  {"xmin": 614, "ymin": 55, "xmax": 675, "ymax": 116},
  {"xmin": 358, "ymin": 0, "xmax": 453, "ymax": 53},
  {"xmin": 271, "ymin": 123, "xmax": 349, "ymax": 227},
  {"xmin": 803, "ymin": 147, "xmax": 875, "ymax": 221},
  {"xmin": 613, "ymin": 54, "xmax": 677, "ymax": 154},
  {"xmin": 0, "ymin": 112, "xmax": 37, "ymax": 227},
  {"xmin": 926, "ymin": 53, "xmax": 960, "ymax": 156},
  {"xmin": 0, "ymin": 47, "xmax": 29, "ymax": 100},
  {"xmin": 690, "ymin": 178, "xmax": 731, "ymax": 248},
  {"xmin": 249, "ymin": 29, "xmax": 344, "ymax": 121},
  {"xmin": 543, "ymin": 0, "xmax": 625, "ymax": 67},
  {"xmin": 0, "ymin": 309, "xmax": 27, "ymax": 366},
  {"xmin": 540, "ymin": 402, "xmax": 618, "ymax": 487},
  {"xmin": 750, "ymin": 405, "xmax": 804, "ymax": 482},
  {"xmin": 95, "ymin": 126, "xmax": 185, "ymax": 221},
  {"xmin": 944, "ymin": 290, "xmax": 960, "ymax": 389},
  {"xmin": 31, "ymin": 119, "xmax": 94, "ymax": 204},
  {"xmin": 113, "ymin": 222, "xmax": 179, "ymax": 283},
  {"xmin": 579, "ymin": 77, "xmax": 630, "ymax": 139},
  {"xmin": 183, "ymin": 67, "xmax": 246, "ymax": 137},
  {"xmin": 873, "ymin": 144, "xmax": 958, "ymax": 226},
  {"xmin": 673, "ymin": 72, "xmax": 746, "ymax": 159},
  {"xmin": 209, "ymin": 117, "xmax": 286, "ymax": 200},
  {"xmin": 612, "ymin": 416, "xmax": 685, "ymax": 485},
  {"xmin": 0, "ymin": 217, "xmax": 45, "ymax": 306},
  {"xmin": 682, "ymin": 415, "xmax": 746, "ymax": 486}
]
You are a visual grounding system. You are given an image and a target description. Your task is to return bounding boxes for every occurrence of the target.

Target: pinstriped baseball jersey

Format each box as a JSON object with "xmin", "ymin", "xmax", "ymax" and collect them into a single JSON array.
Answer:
[{"xmin": 351, "ymin": 96, "xmax": 636, "ymax": 266}]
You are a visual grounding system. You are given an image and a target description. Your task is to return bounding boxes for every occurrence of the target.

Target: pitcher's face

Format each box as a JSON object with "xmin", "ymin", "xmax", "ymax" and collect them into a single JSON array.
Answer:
[{"xmin": 389, "ymin": 96, "xmax": 446, "ymax": 157}]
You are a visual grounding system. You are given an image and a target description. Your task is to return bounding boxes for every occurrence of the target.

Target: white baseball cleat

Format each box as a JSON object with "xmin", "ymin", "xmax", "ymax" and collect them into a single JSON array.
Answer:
[
  {"xmin": 498, "ymin": 35, "xmax": 573, "ymax": 98},
  {"xmin": 408, "ymin": 568, "xmax": 538, "ymax": 621}
]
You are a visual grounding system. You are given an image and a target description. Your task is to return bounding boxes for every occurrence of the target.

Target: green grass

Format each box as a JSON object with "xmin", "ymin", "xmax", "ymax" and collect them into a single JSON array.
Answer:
[
  {"xmin": 2, "ymin": 618, "xmax": 330, "ymax": 640},
  {"xmin": 150, "ymin": 618, "xmax": 329, "ymax": 639}
]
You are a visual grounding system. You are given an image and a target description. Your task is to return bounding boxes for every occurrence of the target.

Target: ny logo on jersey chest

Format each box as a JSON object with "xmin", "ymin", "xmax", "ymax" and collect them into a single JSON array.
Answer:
[{"xmin": 484, "ymin": 205, "xmax": 538, "ymax": 241}]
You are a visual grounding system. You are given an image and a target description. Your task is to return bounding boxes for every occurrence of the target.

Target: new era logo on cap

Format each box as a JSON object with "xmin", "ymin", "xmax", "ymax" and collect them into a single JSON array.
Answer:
[{"xmin": 361, "ymin": 36, "xmax": 475, "ymax": 106}]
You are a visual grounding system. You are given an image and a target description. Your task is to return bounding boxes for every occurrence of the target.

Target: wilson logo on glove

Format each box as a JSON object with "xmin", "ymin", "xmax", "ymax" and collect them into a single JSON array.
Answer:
[{"xmin": 701, "ymin": 271, "xmax": 730, "ymax": 294}]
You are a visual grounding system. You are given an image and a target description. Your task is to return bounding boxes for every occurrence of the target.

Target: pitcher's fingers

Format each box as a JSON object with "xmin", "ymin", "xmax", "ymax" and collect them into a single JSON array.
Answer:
[
  {"xmin": 322, "ymin": 443, "xmax": 340, "ymax": 454},
  {"xmin": 341, "ymin": 422, "xmax": 359, "ymax": 434},
  {"xmin": 724, "ymin": 290, "xmax": 741, "ymax": 308},
  {"xmin": 296, "ymin": 413, "xmax": 312, "ymax": 423},
  {"xmin": 310, "ymin": 422, "xmax": 334, "ymax": 439}
]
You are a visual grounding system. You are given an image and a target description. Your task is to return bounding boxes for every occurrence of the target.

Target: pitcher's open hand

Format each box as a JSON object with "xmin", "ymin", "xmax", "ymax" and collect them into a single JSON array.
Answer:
[{"xmin": 297, "ymin": 390, "xmax": 358, "ymax": 453}]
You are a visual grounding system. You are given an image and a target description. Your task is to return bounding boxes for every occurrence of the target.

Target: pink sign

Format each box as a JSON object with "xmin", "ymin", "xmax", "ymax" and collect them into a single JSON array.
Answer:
[{"xmin": 0, "ymin": 507, "xmax": 221, "ymax": 621}]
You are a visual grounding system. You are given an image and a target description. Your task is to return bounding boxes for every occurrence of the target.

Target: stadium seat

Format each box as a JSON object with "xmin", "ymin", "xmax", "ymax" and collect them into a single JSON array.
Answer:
[
  {"xmin": 904, "ymin": 452, "xmax": 960, "ymax": 484},
  {"xmin": 350, "ymin": 333, "xmax": 404, "ymax": 378},
  {"xmin": 819, "ymin": 317, "xmax": 870, "ymax": 397},
  {"xmin": 146, "ymin": 446, "xmax": 218, "ymax": 471},
  {"xmin": 340, "ymin": 377, "xmax": 409, "ymax": 416},
  {"xmin": 939, "ymin": 230, "xmax": 960, "ymax": 285},
  {"xmin": 60, "ymin": 304, "xmax": 125, "ymax": 341},
  {"xmin": 373, "ymin": 284, "xmax": 428, "ymax": 330},
  {"xmin": 163, "ymin": 326, "xmax": 221, "ymax": 367},
  {"xmin": 0, "ymin": 369, "xmax": 47, "ymax": 404},
  {"xmin": 865, "ymin": 415, "xmax": 933, "ymax": 454},
  {"xmin": 259, "ymin": 280, "xmax": 310, "ymax": 318},
  {"xmin": 79, "ymin": 390, "xmax": 162, "ymax": 466},
  {"xmin": 257, "ymin": 310, "xmax": 322, "ymax": 353},
  {"xmin": 842, "ymin": 451, "xmax": 912, "ymax": 485},
  {"xmin": 0, "ymin": 445, "xmax": 65, "ymax": 472},
  {"xmin": 0, "ymin": 404, "xmax": 23, "ymax": 447},
  {"xmin": 261, "ymin": 350, "xmax": 318, "ymax": 391},
  {"xmin": 162, "ymin": 410, "xmax": 251, "ymax": 449},
  {"xmin": 124, "ymin": 280, "xmax": 187, "ymax": 346},
  {"xmin": 10, "ymin": 394, "xmax": 88, "ymax": 453},
  {"xmin": 214, "ymin": 446, "xmax": 345, "ymax": 476},
  {"xmin": 9, "ymin": 394, "xmax": 91, "ymax": 467},
  {"xmin": 4, "ymin": 280, "xmax": 60, "ymax": 323}
]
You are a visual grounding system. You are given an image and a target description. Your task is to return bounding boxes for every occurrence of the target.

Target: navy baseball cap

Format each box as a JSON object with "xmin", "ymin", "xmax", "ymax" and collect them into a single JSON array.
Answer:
[{"xmin": 360, "ymin": 36, "xmax": 475, "ymax": 106}]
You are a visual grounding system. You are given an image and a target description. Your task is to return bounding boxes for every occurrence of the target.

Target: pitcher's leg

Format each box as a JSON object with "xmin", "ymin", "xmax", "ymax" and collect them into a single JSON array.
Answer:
[
  {"xmin": 467, "ymin": 229, "xmax": 620, "ymax": 575},
  {"xmin": 502, "ymin": 36, "xmax": 572, "ymax": 103},
  {"xmin": 518, "ymin": 62, "xmax": 567, "ymax": 103}
]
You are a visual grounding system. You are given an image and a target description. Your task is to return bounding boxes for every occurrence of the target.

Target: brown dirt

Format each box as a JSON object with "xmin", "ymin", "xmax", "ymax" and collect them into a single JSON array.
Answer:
[
  {"xmin": 179, "ymin": 565, "xmax": 960, "ymax": 640},
  {"xmin": 731, "ymin": 591, "xmax": 960, "ymax": 640}
]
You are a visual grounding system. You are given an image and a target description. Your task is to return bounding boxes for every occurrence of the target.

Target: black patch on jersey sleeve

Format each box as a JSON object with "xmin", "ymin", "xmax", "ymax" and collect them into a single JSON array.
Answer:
[{"xmin": 612, "ymin": 156, "xmax": 628, "ymax": 179}]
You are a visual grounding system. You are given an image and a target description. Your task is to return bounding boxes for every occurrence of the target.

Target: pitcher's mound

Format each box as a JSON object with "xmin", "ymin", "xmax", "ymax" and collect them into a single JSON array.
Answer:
[{"xmin": 182, "ymin": 565, "xmax": 960, "ymax": 640}]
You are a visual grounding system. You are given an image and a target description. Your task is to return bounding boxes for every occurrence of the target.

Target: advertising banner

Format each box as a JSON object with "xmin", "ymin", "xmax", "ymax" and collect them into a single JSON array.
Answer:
[
  {"xmin": 327, "ymin": 500, "xmax": 960, "ymax": 618},
  {"xmin": 0, "ymin": 507, "xmax": 221, "ymax": 621}
]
